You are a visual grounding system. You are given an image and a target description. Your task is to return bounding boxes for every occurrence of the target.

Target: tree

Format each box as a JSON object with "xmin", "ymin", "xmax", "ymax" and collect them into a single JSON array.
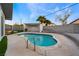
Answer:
[
  {"xmin": 36, "ymin": 16, "xmax": 47, "ymax": 32},
  {"xmin": 45, "ymin": 20, "xmax": 51, "ymax": 26},
  {"xmin": 55, "ymin": 8, "xmax": 71, "ymax": 25},
  {"xmin": 36, "ymin": 16, "xmax": 52, "ymax": 26},
  {"xmin": 36, "ymin": 16, "xmax": 46, "ymax": 24}
]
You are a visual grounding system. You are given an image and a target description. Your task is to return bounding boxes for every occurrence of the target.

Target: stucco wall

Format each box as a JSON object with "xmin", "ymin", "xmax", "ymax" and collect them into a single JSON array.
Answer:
[
  {"xmin": 25, "ymin": 25, "xmax": 40, "ymax": 32},
  {"xmin": 13, "ymin": 25, "xmax": 23, "ymax": 31},
  {"xmin": 5, "ymin": 25, "xmax": 12, "ymax": 30},
  {"xmin": 0, "ymin": 4, "xmax": 5, "ymax": 40},
  {"xmin": 0, "ymin": 5, "xmax": 1, "ymax": 39},
  {"xmin": 43, "ymin": 24, "xmax": 79, "ymax": 33}
]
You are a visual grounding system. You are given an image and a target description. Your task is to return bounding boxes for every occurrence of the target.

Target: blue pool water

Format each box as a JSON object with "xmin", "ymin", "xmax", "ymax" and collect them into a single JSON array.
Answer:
[{"xmin": 24, "ymin": 33, "xmax": 57, "ymax": 46}]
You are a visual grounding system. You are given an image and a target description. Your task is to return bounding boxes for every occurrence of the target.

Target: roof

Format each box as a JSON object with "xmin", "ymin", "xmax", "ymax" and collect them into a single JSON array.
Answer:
[
  {"xmin": 25, "ymin": 23, "xmax": 40, "ymax": 26},
  {"xmin": 69, "ymin": 18, "xmax": 79, "ymax": 24},
  {"xmin": 1, "ymin": 3, "xmax": 13, "ymax": 20}
]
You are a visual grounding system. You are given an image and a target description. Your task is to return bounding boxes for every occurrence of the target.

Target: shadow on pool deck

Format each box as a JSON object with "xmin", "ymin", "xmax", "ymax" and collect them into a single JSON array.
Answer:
[{"xmin": 59, "ymin": 33, "xmax": 79, "ymax": 47}]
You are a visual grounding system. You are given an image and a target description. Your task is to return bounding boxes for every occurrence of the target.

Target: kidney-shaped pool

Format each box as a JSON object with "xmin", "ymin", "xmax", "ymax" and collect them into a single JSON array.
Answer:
[{"xmin": 21, "ymin": 33, "xmax": 57, "ymax": 47}]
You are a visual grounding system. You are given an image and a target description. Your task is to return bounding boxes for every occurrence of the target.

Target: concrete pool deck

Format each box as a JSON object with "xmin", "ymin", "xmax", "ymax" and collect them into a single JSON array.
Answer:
[
  {"xmin": 5, "ymin": 33, "xmax": 79, "ymax": 56},
  {"xmin": 5, "ymin": 34, "xmax": 41, "ymax": 56}
]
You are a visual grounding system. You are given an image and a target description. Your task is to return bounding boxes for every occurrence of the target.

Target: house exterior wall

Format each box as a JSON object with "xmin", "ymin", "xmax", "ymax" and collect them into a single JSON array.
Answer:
[
  {"xmin": 72, "ymin": 20, "xmax": 79, "ymax": 25},
  {"xmin": 0, "ymin": 4, "xmax": 5, "ymax": 40},
  {"xmin": 13, "ymin": 25, "xmax": 23, "ymax": 31},
  {"xmin": 5, "ymin": 24, "xmax": 12, "ymax": 30},
  {"xmin": 0, "ymin": 5, "xmax": 1, "ymax": 39}
]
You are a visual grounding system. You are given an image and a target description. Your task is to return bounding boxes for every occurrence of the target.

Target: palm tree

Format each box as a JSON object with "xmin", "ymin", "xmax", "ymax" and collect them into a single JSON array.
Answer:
[
  {"xmin": 36, "ymin": 16, "xmax": 46, "ymax": 32},
  {"xmin": 36, "ymin": 16, "xmax": 46, "ymax": 24},
  {"xmin": 45, "ymin": 20, "xmax": 51, "ymax": 26}
]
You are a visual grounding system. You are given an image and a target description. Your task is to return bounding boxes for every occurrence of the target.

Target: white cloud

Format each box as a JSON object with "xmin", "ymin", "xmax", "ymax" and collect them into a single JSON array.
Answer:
[
  {"xmin": 27, "ymin": 3, "xmax": 57, "ymax": 20},
  {"xmin": 27, "ymin": 4, "xmax": 39, "ymax": 20},
  {"xmin": 37, "ymin": 7, "xmax": 54, "ymax": 13}
]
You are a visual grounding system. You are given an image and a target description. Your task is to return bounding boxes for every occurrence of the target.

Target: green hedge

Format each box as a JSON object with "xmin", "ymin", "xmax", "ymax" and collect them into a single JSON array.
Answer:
[{"xmin": 0, "ymin": 36, "xmax": 8, "ymax": 56}]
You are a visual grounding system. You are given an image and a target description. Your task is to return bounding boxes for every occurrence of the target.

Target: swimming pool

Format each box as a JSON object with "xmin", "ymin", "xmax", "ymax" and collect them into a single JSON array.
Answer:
[{"xmin": 23, "ymin": 33, "xmax": 57, "ymax": 46}]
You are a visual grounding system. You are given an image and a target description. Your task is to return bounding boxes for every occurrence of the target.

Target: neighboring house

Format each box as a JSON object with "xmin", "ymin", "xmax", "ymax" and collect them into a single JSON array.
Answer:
[
  {"xmin": 5, "ymin": 24, "xmax": 12, "ymax": 30},
  {"xmin": 24, "ymin": 23, "xmax": 55, "ymax": 32},
  {"xmin": 13, "ymin": 24, "xmax": 23, "ymax": 31},
  {"xmin": 5, "ymin": 24, "xmax": 12, "ymax": 35},
  {"xmin": 70, "ymin": 18, "xmax": 79, "ymax": 25},
  {"xmin": 0, "ymin": 3, "xmax": 13, "ymax": 40},
  {"xmin": 24, "ymin": 23, "xmax": 40, "ymax": 32}
]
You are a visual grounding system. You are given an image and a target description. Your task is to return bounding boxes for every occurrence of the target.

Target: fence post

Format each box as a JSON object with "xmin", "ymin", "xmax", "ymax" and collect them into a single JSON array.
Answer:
[
  {"xmin": 33, "ymin": 38, "xmax": 36, "ymax": 51},
  {"xmin": 26, "ymin": 40, "xmax": 28, "ymax": 48}
]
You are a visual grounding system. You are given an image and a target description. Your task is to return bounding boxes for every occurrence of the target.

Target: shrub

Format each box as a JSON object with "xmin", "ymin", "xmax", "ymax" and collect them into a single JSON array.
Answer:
[
  {"xmin": 10, "ymin": 31, "xmax": 15, "ymax": 34},
  {"xmin": 17, "ymin": 30, "xmax": 23, "ymax": 32},
  {"xmin": 25, "ymin": 29, "xmax": 28, "ymax": 32},
  {"xmin": 0, "ymin": 36, "xmax": 8, "ymax": 56}
]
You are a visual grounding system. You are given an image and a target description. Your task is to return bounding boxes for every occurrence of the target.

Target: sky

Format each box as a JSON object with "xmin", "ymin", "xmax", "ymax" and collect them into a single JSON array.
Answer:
[{"xmin": 5, "ymin": 3, "xmax": 79, "ymax": 25}]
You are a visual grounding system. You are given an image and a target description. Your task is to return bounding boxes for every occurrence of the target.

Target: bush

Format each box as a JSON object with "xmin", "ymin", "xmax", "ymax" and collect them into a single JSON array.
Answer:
[
  {"xmin": 0, "ymin": 36, "xmax": 7, "ymax": 56},
  {"xmin": 10, "ymin": 31, "xmax": 18, "ymax": 34},
  {"xmin": 25, "ymin": 29, "xmax": 28, "ymax": 32},
  {"xmin": 17, "ymin": 30, "xmax": 23, "ymax": 32},
  {"xmin": 10, "ymin": 30, "xmax": 14, "ymax": 34}
]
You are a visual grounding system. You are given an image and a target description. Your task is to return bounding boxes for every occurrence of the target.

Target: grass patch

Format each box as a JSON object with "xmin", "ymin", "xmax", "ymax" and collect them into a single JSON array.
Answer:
[{"xmin": 0, "ymin": 36, "xmax": 8, "ymax": 56}]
